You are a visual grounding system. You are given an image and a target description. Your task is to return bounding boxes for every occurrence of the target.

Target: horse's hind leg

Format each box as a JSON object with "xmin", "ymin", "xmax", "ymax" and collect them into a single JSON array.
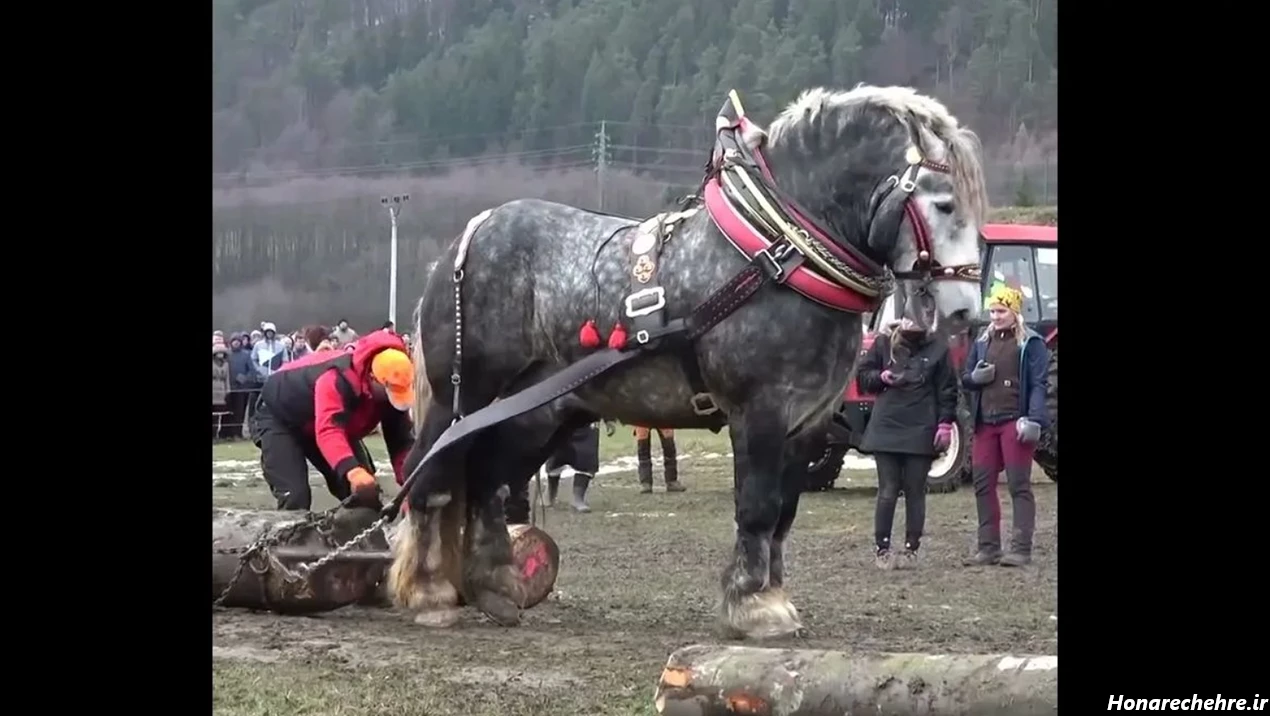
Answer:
[
  {"xmin": 721, "ymin": 401, "xmax": 804, "ymax": 640},
  {"xmin": 388, "ymin": 399, "xmax": 468, "ymax": 627}
]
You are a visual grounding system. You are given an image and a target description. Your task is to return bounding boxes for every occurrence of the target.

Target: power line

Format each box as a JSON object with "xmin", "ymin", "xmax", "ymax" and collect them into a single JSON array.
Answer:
[
  {"xmin": 213, "ymin": 144, "xmax": 593, "ymax": 181},
  {"xmin": 212, "ymin": 163, "xmax": 702, "ymax": 208},
  {"xmin": 229, "ymin": 121, "xmax": 704, "ymax": 159}
]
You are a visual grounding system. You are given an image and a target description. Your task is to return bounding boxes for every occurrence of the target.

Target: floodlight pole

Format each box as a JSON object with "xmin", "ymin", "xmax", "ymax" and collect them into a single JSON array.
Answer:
[{"xmin": 381, "ymin": 194, "xmax": 410, "ymax": 327}]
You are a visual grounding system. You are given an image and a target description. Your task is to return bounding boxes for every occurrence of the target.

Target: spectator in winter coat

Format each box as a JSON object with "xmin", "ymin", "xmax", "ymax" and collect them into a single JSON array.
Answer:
[
  {"xmin": 331, "ymin": 319, "xmax": 358, "ymax": 346},
  {"xmin": 249, "ymin": 329, "xmax": 415, "ymax": 511},
  {"xmin": 856, "ymin": 318, "xmax": 958, "ymax": 570},
  {"xmin": 961, "ymin": 282, "xmax": 1050, "ymax": 568},
  {"xmin": 226, "ymin": 335, "xmax": 255, "ymax": 438},
  {"xmin": 250, "ymin": 322, "xmax": 289, "ymax": 381},
  {"xmin": 290, "ymin": 332, "xmax": 311, "ymax": 359},
  {"xmin": 212, "ymin": 344, "xmax": 232, "ymax": 439}
]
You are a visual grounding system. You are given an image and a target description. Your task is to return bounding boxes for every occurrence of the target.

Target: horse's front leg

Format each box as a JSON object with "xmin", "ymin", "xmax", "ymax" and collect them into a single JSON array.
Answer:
[
  {"xmin": 721, "ymin": 407, "xmax": 805, "ymax": 639},
  {"xmin": 387, "ymin": 400, "xmax": 466, "ymax": 627},
  {"xmin": 769, "ymin": 438, "xmax": 816, "ymax": 592}
]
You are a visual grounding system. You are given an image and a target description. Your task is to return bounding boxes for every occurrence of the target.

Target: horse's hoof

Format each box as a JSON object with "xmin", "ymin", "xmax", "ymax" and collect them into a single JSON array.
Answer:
[
  {"xmin": 724, "ymin": 588, "xmax": 804, "ymax": 640},
  {"xmin": 473, "ymin": 590, "xmax": 522, "ymax": 627},
  {"xmin": 413, "ymin": 607, "xmax": 461, "ymax": 628}
]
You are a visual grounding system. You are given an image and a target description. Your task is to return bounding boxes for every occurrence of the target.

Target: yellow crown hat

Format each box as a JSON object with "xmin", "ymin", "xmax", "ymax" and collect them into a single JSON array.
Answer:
[{"xmin": 984, "ymin": 281, "xmax": 1024, "ymax": 314}]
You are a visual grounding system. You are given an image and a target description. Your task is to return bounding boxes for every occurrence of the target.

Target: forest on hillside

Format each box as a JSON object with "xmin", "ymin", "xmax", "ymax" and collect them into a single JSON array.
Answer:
[
  {"xmin": 212, "ymin": 0, "xmax": 1057, "ymax": 329},
  {"xmin": 213, "ymin": 0, "xmax": 1057, "ymax": 180}
]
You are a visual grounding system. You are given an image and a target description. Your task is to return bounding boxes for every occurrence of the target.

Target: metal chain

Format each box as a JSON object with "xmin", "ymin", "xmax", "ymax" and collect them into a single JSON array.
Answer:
[
  {"xmin": 450, "ymin": 268, "xmax": 464, "ymax": 424},
  {"xmin": 213, "ymin": 515, "xmax": 324, "ymax": 606},
  {"xmin": 293, "ymin": 511, "xmax": 395, "ymax": 577}
]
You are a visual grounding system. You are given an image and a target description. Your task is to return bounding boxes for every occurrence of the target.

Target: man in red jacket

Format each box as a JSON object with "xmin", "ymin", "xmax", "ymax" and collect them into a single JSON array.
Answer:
[{"xmin": 250, "ymin": 329, "xmax": 416, "ymax": 510}]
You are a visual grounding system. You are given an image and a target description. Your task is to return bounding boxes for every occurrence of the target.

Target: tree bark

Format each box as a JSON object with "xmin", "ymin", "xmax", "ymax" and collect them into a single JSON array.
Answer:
[
  {"xmin": 654, "ymin": 644, "xmax": 1057, "ymax": 716},
  {"xmin": 212, "ymin": 506, "xmax": 391, "ymax": 614}
]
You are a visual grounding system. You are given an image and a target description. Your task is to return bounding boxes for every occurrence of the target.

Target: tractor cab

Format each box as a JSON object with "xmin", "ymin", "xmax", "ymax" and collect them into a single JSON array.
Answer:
[{"xmin": 978, "ymin": 223, "xmax": 1058, "ymax": 345}]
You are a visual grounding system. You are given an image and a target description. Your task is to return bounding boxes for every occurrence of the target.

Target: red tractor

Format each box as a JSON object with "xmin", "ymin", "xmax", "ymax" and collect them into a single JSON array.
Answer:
[{"xmin": 804, "ymin": 223, "xmax": 1058, "ymax": 493}]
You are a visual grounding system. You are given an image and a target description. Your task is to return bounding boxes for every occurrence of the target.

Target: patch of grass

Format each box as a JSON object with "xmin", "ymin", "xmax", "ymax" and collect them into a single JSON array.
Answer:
[{"xmin": 213, "ymin": 658, "xmax": 658, "ymax": 716}]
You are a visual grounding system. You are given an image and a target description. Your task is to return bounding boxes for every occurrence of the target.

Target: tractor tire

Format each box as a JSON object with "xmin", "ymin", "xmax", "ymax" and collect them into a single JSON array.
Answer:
[
  {"xmin": 804, "ymin": 444, "xmax": 849, "ymax": 492},
  {"xmin": 926, "ymin": 390, "xmax": 974, "ymax": 494},
  {"xmin": 1033, "ymin": 345, "xmax": 1058, "ymax": 482}
]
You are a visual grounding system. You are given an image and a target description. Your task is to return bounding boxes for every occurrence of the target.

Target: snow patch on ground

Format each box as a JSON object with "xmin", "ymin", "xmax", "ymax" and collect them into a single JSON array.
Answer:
[{"xmin": 212, "ymin": 450, "xmax": 878, "ymax": 483}]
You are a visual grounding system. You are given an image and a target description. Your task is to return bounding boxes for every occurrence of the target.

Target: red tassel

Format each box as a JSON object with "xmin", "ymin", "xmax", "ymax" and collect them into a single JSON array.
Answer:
[
  {"xmin": 607, "ymin": 322, "xmax": 628, "ymax": 349},
  {"xmin": 579, "ymin": 319, "xmax": 601, "ymax": 348}
]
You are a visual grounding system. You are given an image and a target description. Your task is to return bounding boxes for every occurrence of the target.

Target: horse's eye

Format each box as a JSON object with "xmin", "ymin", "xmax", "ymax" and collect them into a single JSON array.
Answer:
[{"xmin": 934, "ymin": 200, "xmax": 955, "ymax": 215}]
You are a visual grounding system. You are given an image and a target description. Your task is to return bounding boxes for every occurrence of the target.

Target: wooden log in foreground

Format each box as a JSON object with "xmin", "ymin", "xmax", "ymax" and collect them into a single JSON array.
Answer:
[
  {"xmin": 214, "ymin": 508, "xmax": 561, "ymax": 614},
  {"xmin": 212, "ymin": 506, "xmax": 390, "ymax": 614},
  {"xmin": 654, "ymin": 644, "xmax": 1057, "ymax": 716}
]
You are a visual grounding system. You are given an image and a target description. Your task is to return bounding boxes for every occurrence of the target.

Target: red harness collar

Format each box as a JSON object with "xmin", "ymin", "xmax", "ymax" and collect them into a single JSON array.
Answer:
[
  {"xmin": 701, "ymin": 115, "xmax": 886, "ymax": 313},
  {"xmin": 703, "ymin": 177, "xmax": 881, "ymax": 313},
  {"xmin": 700, "ymin": 109, "xmax": 979, "ymax": 315}
]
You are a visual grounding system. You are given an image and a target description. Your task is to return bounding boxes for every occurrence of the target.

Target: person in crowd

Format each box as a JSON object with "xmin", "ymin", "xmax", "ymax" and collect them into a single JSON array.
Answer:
[
  {"xmin": 249, "ymin": 329, "xmax": 415, "ymax": 511},
  {"xmin": 381, "ymin": 320, "xmax": 395, "ymax": 332},
  {"xmin": 540, "ymin": 422, "xmax": 602, "ymax": 513},
  {"xmin": 961, "ymin": 283, "xmax": 1050, "ymax": 568},
  {"xmin": 250, "ymin": 322, "xmax": 289, "ymax": 382},
  {"xmin": 226, "ymin": 334, "xmax": 256, "ymax": 438},
  {"xmin": 855, "ymin": 317, "xmax": 958, "ymax": 570},
  {"xmin": 304, "ymin": 325, "xmax": 331, "ymax": 353},
  {"xmin": 212, "ymin": 344, "xmax": 233, "ymax": 440},
  {"xmin": 290, "ymin": 331, "xmax": 311, "ymax": 359},
  {"xmin": 248, "ymin": 328, "xmax": 263, "ymax": 347},
  {"xmin": 633, "ymin": 426, "xmax": 685, "ymax": 493},
  {"xmin": 332, "ymin": 319, "xmax": 358, "ymax": 346}
]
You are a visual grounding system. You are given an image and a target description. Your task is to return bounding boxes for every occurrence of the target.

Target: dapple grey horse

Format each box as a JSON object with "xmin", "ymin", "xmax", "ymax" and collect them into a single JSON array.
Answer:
[{"xmin": 388, "ymin": 84, "xmax": 989, "ymax": 639}]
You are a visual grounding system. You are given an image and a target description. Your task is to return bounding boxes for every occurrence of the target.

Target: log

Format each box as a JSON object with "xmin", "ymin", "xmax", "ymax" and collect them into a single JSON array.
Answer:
[
  {"xmin": 212, "ymin": 506, "xmax": 391, "ymax": 614},
  {"xmin": 365, "ymin": 522, "xmax": 562, "ymax": 609},
  {"xmin": 212, "ymin": 507, "xmax": 561, "ymax": 615},
  {"xmin": 654, "ymin": 644, "xmax": 1057, "ymax": 716}
]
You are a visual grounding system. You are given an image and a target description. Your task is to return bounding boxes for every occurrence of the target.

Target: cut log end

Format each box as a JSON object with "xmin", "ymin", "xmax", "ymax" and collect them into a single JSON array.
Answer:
[{"xmin": 654, "ymin": 644, "xmax": 1057, "ymax": 716}]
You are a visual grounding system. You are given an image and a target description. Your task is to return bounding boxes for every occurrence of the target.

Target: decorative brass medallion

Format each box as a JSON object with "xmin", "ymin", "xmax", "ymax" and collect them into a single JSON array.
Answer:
[{"xmin": 633, "ymin": 255, "xmax": 656, "ymax": 284}]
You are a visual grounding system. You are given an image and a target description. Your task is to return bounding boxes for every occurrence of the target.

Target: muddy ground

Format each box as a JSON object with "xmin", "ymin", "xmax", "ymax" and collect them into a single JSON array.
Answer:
[{"xmin": 212, "ymin": 430, "xmax": 1058, "ymax": 716}]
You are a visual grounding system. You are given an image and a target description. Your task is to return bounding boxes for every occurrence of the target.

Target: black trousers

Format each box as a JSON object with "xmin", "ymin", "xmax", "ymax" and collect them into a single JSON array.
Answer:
[
  {"xmin": 873, "ymin": 452, "xmax": 933, "ymax": 551},
  {"xmin": 250, "ymin": 399, "xmax": 369, "ymax": 511}
]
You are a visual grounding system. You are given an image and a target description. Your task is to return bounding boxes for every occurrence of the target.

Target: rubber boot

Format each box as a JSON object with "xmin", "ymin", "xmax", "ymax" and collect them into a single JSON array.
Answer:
[
  {"xmin": 660, "ymin": 433, "xmax": 685, "ymax": 492},
  {"xmin": 546, "ymin": 472, "xmax": 561, "ymax": 507},
  {"xmin": 572, "ymin": 473, "xmax": 592, "ymax": 513},
  {"xmin": 1000, "ymin": 464, "xmax": 1035, "ymax": 567},
  {"xmin": 636, "ymin": 438, "xmax": 653, "ymax": 494}
]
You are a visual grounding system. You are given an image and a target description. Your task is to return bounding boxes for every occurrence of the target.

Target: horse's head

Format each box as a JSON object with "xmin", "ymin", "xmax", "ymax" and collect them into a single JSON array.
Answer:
[{"xmin": 754, "ymin": 85, "xmax": 987, "ymax": 330}]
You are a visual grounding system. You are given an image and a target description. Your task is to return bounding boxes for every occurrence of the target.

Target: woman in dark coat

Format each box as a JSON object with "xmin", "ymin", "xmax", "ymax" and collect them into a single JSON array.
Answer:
[{"xmin": 856, "ymin": 318, "xmax": 959, "ymax": 569}]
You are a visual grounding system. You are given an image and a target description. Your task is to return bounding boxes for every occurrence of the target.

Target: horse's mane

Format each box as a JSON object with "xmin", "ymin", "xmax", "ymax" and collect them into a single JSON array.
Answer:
[{"xmin": 764, "ymin": 84, "xmax": 989, "ymax": 224}]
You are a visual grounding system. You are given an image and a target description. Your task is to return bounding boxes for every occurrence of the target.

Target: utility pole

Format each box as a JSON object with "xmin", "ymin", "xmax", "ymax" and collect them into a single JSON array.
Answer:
[
  {"xmin": 380, "ymin": 193, "xmax": 410, "ymax": 327},
  {"xmin": 592, "ymin": 120, "xmax": 610, "ymax": 210}
]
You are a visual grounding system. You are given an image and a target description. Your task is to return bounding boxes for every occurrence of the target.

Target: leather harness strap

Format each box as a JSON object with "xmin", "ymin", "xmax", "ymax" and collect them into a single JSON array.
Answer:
[{"xmin": 387, "ymin": 234, "xmax": 798, "ymax": 515}]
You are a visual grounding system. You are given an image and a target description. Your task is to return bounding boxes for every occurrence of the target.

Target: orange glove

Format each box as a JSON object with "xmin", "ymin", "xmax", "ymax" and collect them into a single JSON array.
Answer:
[{"xmin": 347, "ymin": 467, "xmax": 378, "ymax": 497}]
